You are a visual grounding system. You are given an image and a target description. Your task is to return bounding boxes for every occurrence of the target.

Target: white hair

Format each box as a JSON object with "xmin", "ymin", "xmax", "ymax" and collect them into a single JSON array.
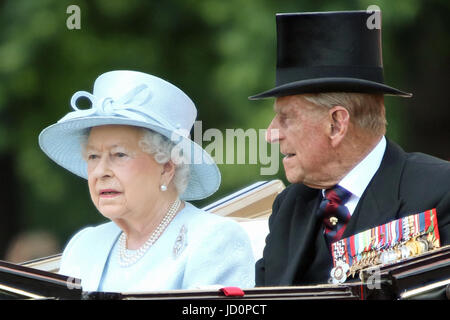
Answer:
[
  {"xmin": 80, "ymin": 127, "xmax": 190, "ymax": 196},
  {"xmin": 137, "ymin": 128, "xmax": 190, "ymax": 196},
  {"xmin": 303, "ymin": 92, "xmax": 387, "ymax": 135}
]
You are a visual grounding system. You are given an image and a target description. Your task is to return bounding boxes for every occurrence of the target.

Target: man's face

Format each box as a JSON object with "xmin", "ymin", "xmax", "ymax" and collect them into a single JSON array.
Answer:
[{"xmin": 266, "ymin": 95, "xmax": 332, "ymax": 187}]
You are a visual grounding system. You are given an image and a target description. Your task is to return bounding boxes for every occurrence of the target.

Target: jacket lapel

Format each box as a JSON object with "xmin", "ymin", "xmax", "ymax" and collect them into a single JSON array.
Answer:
[
  {"xmin": 280, "ymin": 188, "xmax": 322, "ymax": 285},
  {"xmin": 343, "ymin": 139, "xmax": 406, "ymax": 238},
  {"xmin": 82, "ymin": 222, "xmax": 122, "ymax": 291}
]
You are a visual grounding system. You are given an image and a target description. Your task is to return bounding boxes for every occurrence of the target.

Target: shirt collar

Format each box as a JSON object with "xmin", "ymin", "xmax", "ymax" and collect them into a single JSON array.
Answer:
[{"xmin": 335, "ymin": 136, "xmax": 386, "ymax": 198}]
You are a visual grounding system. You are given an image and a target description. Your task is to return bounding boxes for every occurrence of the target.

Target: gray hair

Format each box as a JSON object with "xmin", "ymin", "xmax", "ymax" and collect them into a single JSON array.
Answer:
[
  {"xmin": 137, "ymin": 128, "xmax": 190, "ymax": 196},
  {"xmin": 80, "ymin": 127, "xmax": 190, "ymax": 196},
  {"xmin": 303, "ymin": 92, "xmax": 387, "ymax": 135}
]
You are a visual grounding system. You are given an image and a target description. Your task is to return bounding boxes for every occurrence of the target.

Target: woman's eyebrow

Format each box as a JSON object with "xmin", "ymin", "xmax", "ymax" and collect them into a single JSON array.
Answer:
[
  {"xmin": 84, "ymin": 145, "xmax": 98, "ymax": 152},
  {"xmin": 110, "ymin": 144, "xmax": 132, "ymax": 151}
]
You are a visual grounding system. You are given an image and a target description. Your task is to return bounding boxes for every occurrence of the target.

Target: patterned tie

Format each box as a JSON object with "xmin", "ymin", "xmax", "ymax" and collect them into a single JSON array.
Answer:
[{"xmin": 318, "ymin": 185, "xmax": 352, "ymax": 246}]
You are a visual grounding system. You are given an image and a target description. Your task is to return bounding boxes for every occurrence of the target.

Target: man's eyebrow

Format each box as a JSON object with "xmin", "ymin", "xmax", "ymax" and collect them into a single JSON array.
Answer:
[
  {"xmin": 274, "ymin": 103, "xmax": 289, "ymax": 115},
  {"xmin": 273, "ymin": 103, "xmax": 282, "ymax": 113}
]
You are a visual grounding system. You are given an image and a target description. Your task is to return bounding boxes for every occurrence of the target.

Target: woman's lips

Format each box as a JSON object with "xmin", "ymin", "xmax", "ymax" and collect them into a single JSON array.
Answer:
[{"xmin": 99, "ymin": 189, "xmax": 122, "ymax": 198}]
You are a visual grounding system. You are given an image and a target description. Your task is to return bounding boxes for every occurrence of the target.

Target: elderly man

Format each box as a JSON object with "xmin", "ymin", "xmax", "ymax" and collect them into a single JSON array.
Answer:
[{"xmin": 250, "ymin": 11, "xmax": 450, "ymax": 286}]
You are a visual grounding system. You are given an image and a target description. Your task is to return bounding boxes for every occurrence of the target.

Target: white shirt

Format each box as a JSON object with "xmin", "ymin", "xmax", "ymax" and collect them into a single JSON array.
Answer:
[{"xmin": 323, "ymin": 136, "xmax": 387, "ymax": 215}]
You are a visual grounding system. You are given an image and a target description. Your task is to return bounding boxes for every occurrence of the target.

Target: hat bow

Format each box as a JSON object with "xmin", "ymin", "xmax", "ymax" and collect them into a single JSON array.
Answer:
[{"xmin": 58, "ymin": 84, "xmax": 182, "ymax": 135}]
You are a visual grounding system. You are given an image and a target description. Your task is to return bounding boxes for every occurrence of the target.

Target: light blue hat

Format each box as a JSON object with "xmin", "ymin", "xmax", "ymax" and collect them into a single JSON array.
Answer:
[{"xmin": 39, "ymin": 70, "xmax": 221, "ymax": 201}]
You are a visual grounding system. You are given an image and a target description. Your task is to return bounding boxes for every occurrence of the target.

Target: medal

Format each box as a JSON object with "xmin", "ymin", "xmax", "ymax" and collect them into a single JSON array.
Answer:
[
  {"xmin": 330, "ymin": 260, "xmax": 350, "ymax": 284},
  {"xmin": 330, "ymin": 208, "xmax": 441, "ymax": 282},
  {"xmin": 427, "ymin": 232, "xmax": 435, "ymax": 249},
  {"xmin": 418, "ymin": 237, "xmax": 429, "ymax": 253},
  {"xmin": 400, "ymin": 244, "xmax": 410, "ymax": 259}
]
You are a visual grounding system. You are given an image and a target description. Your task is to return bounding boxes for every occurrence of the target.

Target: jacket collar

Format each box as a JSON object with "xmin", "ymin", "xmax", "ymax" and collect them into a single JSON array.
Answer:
[{"xmin": 343, "ymin": 139, "xmax": 406, "ymax": 237}]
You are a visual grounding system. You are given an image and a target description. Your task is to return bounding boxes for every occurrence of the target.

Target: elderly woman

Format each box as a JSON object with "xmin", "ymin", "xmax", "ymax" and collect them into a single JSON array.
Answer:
[{"xmin": 38, "ymin": 70, "xmax": 255, "ymax": 292}]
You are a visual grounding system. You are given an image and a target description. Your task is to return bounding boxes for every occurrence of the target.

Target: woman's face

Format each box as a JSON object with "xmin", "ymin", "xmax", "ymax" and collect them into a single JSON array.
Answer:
[{"xmin": 85, "ymin": 125, "xmax": 163, "ymax": 222}]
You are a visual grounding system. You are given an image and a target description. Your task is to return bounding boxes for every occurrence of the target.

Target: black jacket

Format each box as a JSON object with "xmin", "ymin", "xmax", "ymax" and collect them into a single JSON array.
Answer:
[{"xmin": 255, "ymin": 140, "xmax": 450, "ymax": 286}]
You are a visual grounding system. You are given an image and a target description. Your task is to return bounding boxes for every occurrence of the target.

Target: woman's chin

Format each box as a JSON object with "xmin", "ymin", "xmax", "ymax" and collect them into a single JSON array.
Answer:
[{"xmin": 97, "ymin": 207, "xmax": 126, "ymax": 221}]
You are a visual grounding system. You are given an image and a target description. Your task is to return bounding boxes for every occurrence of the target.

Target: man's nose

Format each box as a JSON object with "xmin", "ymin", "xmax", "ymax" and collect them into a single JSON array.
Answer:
[{"xmin": 266, "ymin": 120, "xmax": 281, "ymax": 144}]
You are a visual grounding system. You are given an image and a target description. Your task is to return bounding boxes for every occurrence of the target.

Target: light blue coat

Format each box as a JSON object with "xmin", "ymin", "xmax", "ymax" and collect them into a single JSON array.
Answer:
[{"xmin": 59, "ymin": 202, "xmax": 255, "ymax": 292}]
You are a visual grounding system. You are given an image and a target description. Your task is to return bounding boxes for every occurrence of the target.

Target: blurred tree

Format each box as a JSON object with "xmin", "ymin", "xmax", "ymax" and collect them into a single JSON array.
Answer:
[{"xmin": 0, "ymin": 0, "xmax": 447, "ymax": 258}]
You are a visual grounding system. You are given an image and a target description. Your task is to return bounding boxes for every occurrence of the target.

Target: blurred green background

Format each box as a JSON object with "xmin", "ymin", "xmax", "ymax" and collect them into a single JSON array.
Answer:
[{"xmin": 0, "ymin": 0, "xmax": 448, "ymax": 261}]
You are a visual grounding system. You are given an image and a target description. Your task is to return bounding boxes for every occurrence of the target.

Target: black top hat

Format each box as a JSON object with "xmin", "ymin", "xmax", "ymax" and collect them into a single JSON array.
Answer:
[{"xmin": 249, "ymin": 11, "xmax": 412, "ymax": 100}]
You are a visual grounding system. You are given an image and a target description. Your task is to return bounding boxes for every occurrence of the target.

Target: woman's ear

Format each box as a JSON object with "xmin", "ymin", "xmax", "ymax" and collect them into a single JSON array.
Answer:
[
  {"xmin": 328, "ymin": 106, "xmax": 350, "ymax": 147},
  {"xmin": 161, "ymin": 160, "xmax": 176, "ymax": 186}
]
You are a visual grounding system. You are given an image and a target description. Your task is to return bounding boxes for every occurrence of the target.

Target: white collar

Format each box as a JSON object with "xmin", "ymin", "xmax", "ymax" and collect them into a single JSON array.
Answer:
[{"xmin": 337, "ymin": 136, "xmax": 386, "ymax": 198}]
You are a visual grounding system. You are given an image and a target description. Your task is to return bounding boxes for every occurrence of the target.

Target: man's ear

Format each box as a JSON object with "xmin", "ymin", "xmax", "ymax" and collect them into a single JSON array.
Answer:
[{"xmin": 328, "ymin": 106, "xmax": 350, "ymax": 147}]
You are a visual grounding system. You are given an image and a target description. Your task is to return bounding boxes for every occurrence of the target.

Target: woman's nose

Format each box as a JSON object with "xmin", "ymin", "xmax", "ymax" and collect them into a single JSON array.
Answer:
[{"xmin": 91, "ymin": 155, "xmax": 113, "ymax": 178}]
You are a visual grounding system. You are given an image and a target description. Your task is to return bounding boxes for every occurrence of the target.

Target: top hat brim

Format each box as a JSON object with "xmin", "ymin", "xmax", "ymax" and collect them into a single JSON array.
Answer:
[{"xmin": 248, "ymin": 77, "xmax": 412, "ymax": 100}]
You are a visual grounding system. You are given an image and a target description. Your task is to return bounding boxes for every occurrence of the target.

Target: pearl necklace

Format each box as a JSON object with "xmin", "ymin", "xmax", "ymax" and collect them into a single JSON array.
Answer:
[{"xmin": 118, "ymin": 198, "xmax": 181, "ymax": 267}]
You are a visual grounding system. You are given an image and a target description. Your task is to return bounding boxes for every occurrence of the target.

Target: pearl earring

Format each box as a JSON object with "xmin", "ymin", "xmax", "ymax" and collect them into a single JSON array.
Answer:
[{"xmin": 160, "ymin": 184, "xmax": 167, "ymax": 192}]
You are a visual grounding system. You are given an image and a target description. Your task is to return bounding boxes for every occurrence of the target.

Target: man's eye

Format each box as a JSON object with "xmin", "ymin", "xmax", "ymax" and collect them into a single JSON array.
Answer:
[
  {"xmin": 88, "ymin": 154, "xmax": 99, "ymax": 160},
  {"xmin": 115, "ymin": 152, "xmax": 127, "ymax": 158}
]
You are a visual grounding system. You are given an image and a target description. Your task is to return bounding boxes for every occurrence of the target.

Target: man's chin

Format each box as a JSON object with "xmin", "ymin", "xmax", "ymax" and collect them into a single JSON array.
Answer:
[
  {"xmin": 284, "ymin": 171, "xmax": 303, "ymax": 185},
  {"xmin": 284, "ymin": 172, "xmax": 324, "ymax": 190}
]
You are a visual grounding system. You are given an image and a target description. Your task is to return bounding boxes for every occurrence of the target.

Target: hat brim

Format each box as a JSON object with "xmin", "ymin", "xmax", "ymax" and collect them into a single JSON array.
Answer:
[
  {"xmin": 38, "ymin": 116, "xmax": 221, "ymax": 201},
  {"xmin": 248, "ymin": 77, "xmax": 412, "ymax": 100}
]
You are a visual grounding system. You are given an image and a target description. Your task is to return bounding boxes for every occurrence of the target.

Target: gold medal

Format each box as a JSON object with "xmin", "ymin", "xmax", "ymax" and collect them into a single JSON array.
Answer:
[
  {"xmin": 365, "ymin": 251, "xmax": 372, "ymax": 266},
  {"xmin": 418, "ymin": 238, "xmax": 429, "ymax": 253},
  {"xmin": 372, "ymin": 251, "xmax": 378, "ymax": 265},
  {"xmin": 432, "ymin": 237, "xmax": 440, "ymax": 249},
  {"xmin": 406, "ymin": 240, "xmax": 418, "ymax": 256},
  {"xmin": 416, "ymin": 239, "xmax": 425, "ymax": 254},
  {"xmin": 363, "ymin": 252, "xmax": 370, "ymax": 267},
  {"xmin": 427, "ymin": 233, "xmax": 434, "ymax": 249},
  {"xmin": 367, "ymin": 251, "xmax": 373, "ymax": 265},
  {"xmin": 405, "ymin": 242, "xmax": 413, "ymax": 256},
  {"xmin": 351, "ymin": 255, "xmax": 363, "ymax": 277},
  {"xmin": 359, "ymin": 253, "xmax": 365, "ymax": 268},
  {"xmin": 349, "ymin": 264, "xmax": 358, "ymax": 278}
]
